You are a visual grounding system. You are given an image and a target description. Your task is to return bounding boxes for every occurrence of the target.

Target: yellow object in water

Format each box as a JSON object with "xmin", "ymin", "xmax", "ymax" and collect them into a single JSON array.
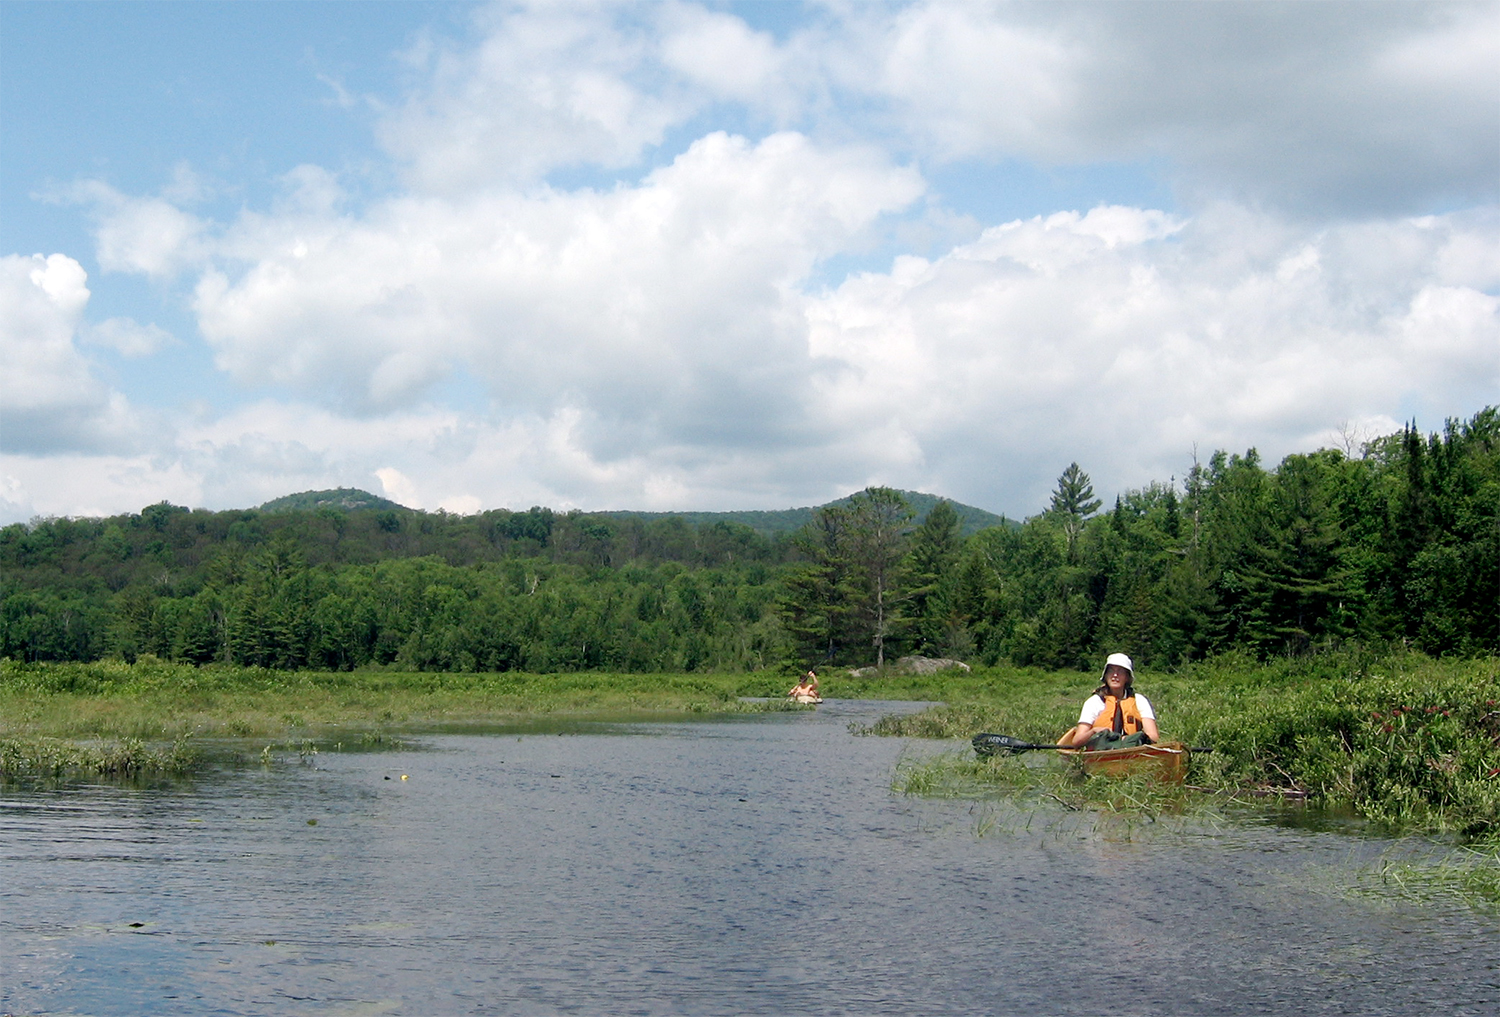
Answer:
[{"xmin": 400, "ymin": 774, "xmax": 408, "ymax": 781}]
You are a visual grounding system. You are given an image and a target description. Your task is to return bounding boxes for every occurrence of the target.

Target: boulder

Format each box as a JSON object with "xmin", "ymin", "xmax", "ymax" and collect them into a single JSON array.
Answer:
[
  {"xmin": 846, "ymin": 656, "xmax": 971, "ymax": 677},
  {"xmin": 895, "ymin": 655, "xmax": 971, "ymax": 675}
]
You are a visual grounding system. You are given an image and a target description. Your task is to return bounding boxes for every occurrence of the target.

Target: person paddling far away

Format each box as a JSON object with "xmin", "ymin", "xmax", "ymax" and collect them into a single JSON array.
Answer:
[
  {"xmin": 788, "ymin": 671, "xmax": 822, "ymax": 704},
  {"xmin": 1058, "ymin": 653, "xmax": 1160, "ymax": 749}
]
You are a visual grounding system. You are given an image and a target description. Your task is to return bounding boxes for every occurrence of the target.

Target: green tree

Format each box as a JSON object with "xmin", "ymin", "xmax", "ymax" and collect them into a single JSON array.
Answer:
[
  {"xmin": 905, "ymin": 499, "xmax": 963, "ymax": 654},
  {"xmin": 1048, "ymin": 462, "xmax": 1102, "ymax": 556},
  {"xmin": 844, "ymin": 487, "xmax": 915, "ymax": 666}
]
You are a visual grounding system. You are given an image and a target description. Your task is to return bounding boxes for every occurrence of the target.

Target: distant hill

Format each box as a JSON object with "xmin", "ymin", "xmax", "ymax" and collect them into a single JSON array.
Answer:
[
  {"xmin": 255, "ymin": 487, "xmax": 1011, "ymax": 536},
  {"xmin": 259, "ymin": 488, "xmax": 408, "ymax": 513},
  {"xmin": 603, "ymin": 490, "xmax": 1011, "ymax": 537}
]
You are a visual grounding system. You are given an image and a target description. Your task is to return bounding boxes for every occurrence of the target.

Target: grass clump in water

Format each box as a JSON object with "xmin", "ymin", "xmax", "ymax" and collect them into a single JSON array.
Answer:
[
  {"xmin": 872, "ymin": 650, "xmax": 1500, "ymax": 841},
  {"xmin": 894, "ymin": 749, "xmax": 1208, "ymax": 822},
  {"xmin": 1365, "ymin": 845, "xmax": 1500, "ymax": 910},
  {"xmin": 0, "ymin": 734, "xmax": 198, "ymax": 779}
]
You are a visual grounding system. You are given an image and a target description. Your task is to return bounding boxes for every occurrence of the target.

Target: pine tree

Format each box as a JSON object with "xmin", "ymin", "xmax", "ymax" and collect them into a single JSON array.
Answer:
[
  {"xmin": 905, "ymin": 500, "xmax": 962, "ymax": 653},
  {"xmin": 1048, "ymin": 463, "xmax": 1102, "ymax": 557}
]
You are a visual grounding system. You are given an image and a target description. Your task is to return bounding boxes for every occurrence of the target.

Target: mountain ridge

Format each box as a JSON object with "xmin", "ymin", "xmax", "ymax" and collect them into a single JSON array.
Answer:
[{"xmin": 258, "ymin": 488, "xmax": 1013, "ymax": 536}]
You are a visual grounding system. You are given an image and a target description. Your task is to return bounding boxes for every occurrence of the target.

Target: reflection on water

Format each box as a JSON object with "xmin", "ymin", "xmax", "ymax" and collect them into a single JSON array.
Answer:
[{"xmin": 2, "ymin": 700, "xmax": 1496, "ymax": 1016}]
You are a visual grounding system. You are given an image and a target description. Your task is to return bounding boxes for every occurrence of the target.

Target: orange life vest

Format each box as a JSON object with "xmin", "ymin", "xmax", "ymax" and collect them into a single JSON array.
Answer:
[{"xmin": 1091, "ymin": 694, "xmax": 1144, "ymax": 736}]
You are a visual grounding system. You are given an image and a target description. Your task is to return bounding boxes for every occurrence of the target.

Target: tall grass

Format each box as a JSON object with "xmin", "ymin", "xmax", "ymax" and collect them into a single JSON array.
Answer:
[
  {"xmin": 0, "ymin": 657, "xmax": 800, "ymax": 775},
  {"xmin": 869, "ymin": 650, "xmax": 1500, "ymax": 839},
  {"xmin": 0, "ymin": 734, "xmax": 197, "ymax": 779}
]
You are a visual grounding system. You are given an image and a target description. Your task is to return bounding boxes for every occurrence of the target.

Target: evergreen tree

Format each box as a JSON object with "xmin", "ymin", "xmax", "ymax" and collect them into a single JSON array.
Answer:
[
  {"xmin": 905, "ymin": 500, "xmax": 962, "ymax": 654},
  {"xmin": 1048, "ymin": 462, "xmax": 1102, "ymax": 556}
]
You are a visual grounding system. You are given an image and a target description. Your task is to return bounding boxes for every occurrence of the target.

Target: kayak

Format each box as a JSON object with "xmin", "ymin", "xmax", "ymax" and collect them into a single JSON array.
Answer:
[
  {"xmin": 789, "ymin": 694, "xmax": 823, "ymax": 704},
  {"xmin": 971, "ymin": 730, "xmax": 1192, "ymax": 782},
  {"xmin": 1059, "ymin": 738, "xmax": 1190, "ymax": 782}
]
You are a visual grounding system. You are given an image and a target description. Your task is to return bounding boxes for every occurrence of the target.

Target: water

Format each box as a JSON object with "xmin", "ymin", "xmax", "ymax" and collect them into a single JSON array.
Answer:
[{"xmin": 2, "ymin": 700, "xmax": 1495, "ymax": 1015}]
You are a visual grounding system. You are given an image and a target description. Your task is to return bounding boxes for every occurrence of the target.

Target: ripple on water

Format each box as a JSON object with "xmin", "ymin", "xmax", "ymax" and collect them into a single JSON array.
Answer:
[{"xmin": 2, "ymin": 701, "xmax": 1496, "ymax": 1016}]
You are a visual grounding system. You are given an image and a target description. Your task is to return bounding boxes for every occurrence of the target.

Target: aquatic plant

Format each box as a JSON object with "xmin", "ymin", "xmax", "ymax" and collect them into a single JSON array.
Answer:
[
  {"xmin": 0, "ymin": 734, "xmax": 197, "ymax": 779},
  {"xmin": 877, "ymin": 650, "xmax": 1500, "ymax": 840},
  {"xmin": 1362, "ymin": 845, "xmax": 1500, "ymax": 909}
]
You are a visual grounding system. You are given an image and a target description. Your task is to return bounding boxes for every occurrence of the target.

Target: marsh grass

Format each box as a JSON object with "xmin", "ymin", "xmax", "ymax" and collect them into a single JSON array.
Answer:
[
  {"xmin": 1369, "ymin": 845, "xmax": 1500, "ymax": 908},
  {"xmin": 0, "ymin": 659, "xmax": 794, "ymax": 735},
  {"xmin": 1324, "ymin": 844, "xmax": 1500, "ymax": 912},
  {"xmin": 0, "ymin": 659, "xmax": 810, "ymax": 773},
  {"xmin": 874, "ymin": 650, "xmax": 1500, "ymax": 841},
  {"xmin": 0, "ymin": 733, "xmax": 197, "ymax": 780},
  {"xmin": 894, "ymin": 748, "xmax": 1221, "ymax": 820},
  {"xmin": 895, "ymin": 748, "xmax": 1248, "ymax": 846}
]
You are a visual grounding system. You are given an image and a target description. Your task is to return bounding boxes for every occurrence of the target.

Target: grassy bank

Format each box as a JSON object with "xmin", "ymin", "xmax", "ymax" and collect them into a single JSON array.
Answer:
[
  {"xmin": 859, "ymin": 651, "xmax": 1500, "ymax": 840},
  {"xmin": 5, "ymin": 653, "xmax": 1498, "ymax": 841},
  {"xmin": 0, "ymin": 658, "xmax": 800, "ymax": 777}
]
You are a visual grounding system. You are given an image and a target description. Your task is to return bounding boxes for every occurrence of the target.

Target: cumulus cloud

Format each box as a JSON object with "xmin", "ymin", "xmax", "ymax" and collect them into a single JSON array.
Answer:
[
  {"xmin": 373, "ymin": 2, "xmax": 1498, "ymax": 214},
  {"xmin": 81, "ymin": 317, "xmax": 173, "ymax": 358},
  {"xmin": 7, "ymin": 202, "xmax": 1493, "ymax": 523},
  {"xmin": 842, "ymin": 1, "xmax": 1500, "ymax": 214},
  {"xmin": 193, "ymin": 131, "xmax": 923, "ymax": 421},
  {"xmin": 70, "ymin": 181, "xmax": 209, "ymax": 278},
  {"xmin": 12, "ymin": 1, "xmax": 1495, "ymax": 523},
  {"xmin": 0, "ymin": 254, "xmax": 147, "ymax": 456},
  {"xmin": 378, "ymin": 2, "xmax": 696, "ymax": 193},
  {"xmin": 805, "ymin": 204, "xmax": 1499, "ymax": 510}
]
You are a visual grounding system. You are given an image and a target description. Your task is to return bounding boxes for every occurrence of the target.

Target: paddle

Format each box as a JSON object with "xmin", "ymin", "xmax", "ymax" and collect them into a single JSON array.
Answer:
[
  {"xmin": 971, "ymin": 732, "xmax": 1213, "ymax": 756},
  {"xmin": 971, "ymin": 733, "xmax": 1072, "ymax": 755}
]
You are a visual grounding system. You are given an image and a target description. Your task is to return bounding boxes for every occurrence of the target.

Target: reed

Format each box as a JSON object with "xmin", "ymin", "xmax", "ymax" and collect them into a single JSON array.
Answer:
[
  {"xmin": 873, "ymin": 650, "xmax": 1500, "ymax": 840},
  {"xmin": 0, "ymin": 734, "xmax": 197, "ymax": 779},
  {"xmin": 0, "ymin": 658, "xmax": 800, "ymax": 775},
  {"xmin": 1365, "ymin": 845, "xmax": 1500, "ymax": 908}
]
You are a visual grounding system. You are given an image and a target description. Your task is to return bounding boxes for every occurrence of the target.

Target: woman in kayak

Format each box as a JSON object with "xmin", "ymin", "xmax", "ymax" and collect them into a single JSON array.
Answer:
[
  {"xmin": 1059, "ymin": 652, "xmax": 1159, "ymax": 748},
  {"xmin": 788, "ymin": 671, "xmax": 822, "ymax": 704}
]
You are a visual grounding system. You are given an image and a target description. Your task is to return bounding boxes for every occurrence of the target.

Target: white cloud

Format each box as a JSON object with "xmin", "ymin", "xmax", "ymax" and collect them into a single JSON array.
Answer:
[
  {"xmin": 658, "ymin": 4, "xmax": 790, "ymax": 106},
  {"xmin": 804, "ymin": 204, "xmax": 1499, "ymax": 510},
  {"xmin": 0, "ymin": 254, "xmax": 148, "ymax": 456},
  {"xmin": 377, "ymin": 2, "xmax": 695, "ymax": 193},
  {"xmin": 63, "ymin": 180, "xmax": 209, "ymax": 279},
  {"xmin": 7, "ymin": 202, "xmax": 1492, "ymax": 523},
  {"xmin": 374, "ymin": 466, "xmax": 420, "ymax": 507},
  {"xmin": 81, "ymin": 317, "xmax": 173, "ymax": 358},
  {"xmin": 193, "ymin": 131, "xmax": 924, "ymax": 419},
  {"xmin": 11, "ymin": 1, "xmax": 1495, "ymax": 524},
  {"xmin": 832, "ymin": 1, "xmax": 1499, "ymax": 214}
]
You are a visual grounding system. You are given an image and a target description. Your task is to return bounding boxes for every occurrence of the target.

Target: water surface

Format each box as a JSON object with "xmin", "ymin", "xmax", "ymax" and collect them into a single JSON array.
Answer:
[{"xmin": 2, "ymin": 700, "xmax": 1495, "ymax": 1015}]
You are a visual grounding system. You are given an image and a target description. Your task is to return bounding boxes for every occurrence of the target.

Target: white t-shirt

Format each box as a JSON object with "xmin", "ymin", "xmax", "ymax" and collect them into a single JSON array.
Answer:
[{"xmin": 1078, "ymin": 693, "xmax": 1155, "ymax": 726}]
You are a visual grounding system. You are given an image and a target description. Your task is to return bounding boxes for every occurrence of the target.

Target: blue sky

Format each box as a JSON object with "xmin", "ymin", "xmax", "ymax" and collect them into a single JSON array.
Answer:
[{"xmin": 2, "ymin": 1, "xmax": 1496, "ymax": 522}]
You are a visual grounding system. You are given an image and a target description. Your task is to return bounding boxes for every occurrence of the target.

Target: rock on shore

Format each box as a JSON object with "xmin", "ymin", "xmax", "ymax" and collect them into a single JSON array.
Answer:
[{"xmin": 847, "ymin": 655, "xmax": 971, "ymax": 677}]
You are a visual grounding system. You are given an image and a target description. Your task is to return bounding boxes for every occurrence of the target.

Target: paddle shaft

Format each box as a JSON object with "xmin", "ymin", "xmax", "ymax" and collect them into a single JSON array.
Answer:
[{"xmin": 975, "ymin": 733, "xmax": 1213, "ymax": 753}]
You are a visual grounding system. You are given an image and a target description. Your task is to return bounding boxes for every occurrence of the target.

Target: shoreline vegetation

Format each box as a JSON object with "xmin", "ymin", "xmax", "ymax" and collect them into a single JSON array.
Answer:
[
  {"xmin": 4, "ymin": 652, "xmax": 1497, "ymax": 906},
  {"xmin": 3, "ymin": 651, "xmax": 1495, "ymax": 837}
]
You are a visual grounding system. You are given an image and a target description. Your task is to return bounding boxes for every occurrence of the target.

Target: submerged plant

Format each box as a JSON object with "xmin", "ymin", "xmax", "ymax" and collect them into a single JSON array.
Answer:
[{"xmin": 1364, "ymin": 845, "xmax": 1500, "ymax": 910}]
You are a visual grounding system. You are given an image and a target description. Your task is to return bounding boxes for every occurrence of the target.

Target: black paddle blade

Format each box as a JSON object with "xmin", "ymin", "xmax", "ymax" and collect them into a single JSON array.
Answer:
[{"xmin": 972, "ymin": 733, "xmax": 1035, "ymax": 756}]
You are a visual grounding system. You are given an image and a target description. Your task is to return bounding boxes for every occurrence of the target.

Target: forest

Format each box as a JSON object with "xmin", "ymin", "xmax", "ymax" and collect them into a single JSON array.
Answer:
[{"xmin": 2, "ymin": 409, "xmax": 1495, "ymax": 673}]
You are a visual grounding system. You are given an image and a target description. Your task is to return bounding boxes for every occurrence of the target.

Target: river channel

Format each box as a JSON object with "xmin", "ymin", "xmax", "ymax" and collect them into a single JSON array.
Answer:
[{"xmin": 2, "ymin": 699, "xmax": 1495, "ymax": 1015}]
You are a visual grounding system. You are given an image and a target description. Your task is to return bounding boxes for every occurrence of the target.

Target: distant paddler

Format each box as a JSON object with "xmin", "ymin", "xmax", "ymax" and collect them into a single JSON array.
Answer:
[
  {"xmin": 1058, "ymin": 652, "xmax": 1160, "ymax": 749},
  {"xmin": 788, "ymin": 670, "xmax": 823, "ymax": 704}
]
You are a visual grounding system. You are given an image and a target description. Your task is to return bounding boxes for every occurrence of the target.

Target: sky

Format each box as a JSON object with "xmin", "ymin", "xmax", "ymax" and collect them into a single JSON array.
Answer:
[{"xmin": 2, "ymin": 0, "xmax": 1496, "ymax": 524}]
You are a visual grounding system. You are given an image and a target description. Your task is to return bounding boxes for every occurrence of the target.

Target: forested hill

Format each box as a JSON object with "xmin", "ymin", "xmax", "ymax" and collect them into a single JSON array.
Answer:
[
  {"xmin": 251, "ymin": 488, "xmax": 1010, "ymax": 538},
  {"xmin": 601, "ymin": 490, "xmax": 1010, "ymax": 537},
  {"xmin": 3, "ymin": 409, "xmax": 1496, "ymax": 672},
  {"xmin": 259, "ymin": 488, "xmax": 407, "ymax": 513}
]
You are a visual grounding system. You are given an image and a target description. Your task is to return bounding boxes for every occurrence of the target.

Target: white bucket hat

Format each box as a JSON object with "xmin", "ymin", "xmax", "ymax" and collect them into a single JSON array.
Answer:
[{"xmin": 1102, "ymin": 652, "xmax": 1134, "ymax": 678}]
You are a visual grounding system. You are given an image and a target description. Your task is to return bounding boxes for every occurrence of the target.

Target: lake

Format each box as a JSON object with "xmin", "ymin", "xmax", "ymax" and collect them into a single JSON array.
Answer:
[{"xmin": 2, "ymin": 700, "xmax": 1495, "ymax": 1015}]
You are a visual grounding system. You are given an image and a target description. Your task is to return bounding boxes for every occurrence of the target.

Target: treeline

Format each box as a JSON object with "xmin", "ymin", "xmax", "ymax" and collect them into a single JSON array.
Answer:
[
  {"xmin": 1, "ymin": 506, "xmax": 791, "ymax": 671},
  {"xmin": 893, "ymin": 409, "xmax": 1498, "ymax": 669},
  {"xmin": 2, "ymin": 409, "xmax": 1495, "ymax": 671}
]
